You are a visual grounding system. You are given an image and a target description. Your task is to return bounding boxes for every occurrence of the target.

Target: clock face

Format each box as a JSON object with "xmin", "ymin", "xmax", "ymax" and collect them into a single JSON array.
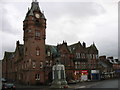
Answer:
[{"xmin": 35, "ymin": 14, "xmax": 40, "ymax": 18}]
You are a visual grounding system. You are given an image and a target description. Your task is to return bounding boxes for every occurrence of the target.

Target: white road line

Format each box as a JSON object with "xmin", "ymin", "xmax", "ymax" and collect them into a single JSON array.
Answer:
[
  {"xmin": 78, "ymin": 86, "xmax": 86, "ymax": 88},
  {"xmin": 86, "ymin": 82, "xmax": 100, "ymax": 88}
]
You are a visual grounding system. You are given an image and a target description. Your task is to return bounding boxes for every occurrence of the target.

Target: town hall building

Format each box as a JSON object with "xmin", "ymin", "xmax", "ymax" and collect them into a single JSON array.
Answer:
[{"xmin": 2, "ymin": 1, "xmax": 100, "ymax": 85}]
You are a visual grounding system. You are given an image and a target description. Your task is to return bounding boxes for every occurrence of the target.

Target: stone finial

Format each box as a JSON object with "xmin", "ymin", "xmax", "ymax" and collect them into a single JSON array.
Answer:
[
  {"xmin": 83, "ymin": 42, "xmax": 86, "ymax": 48},
  {"xmin": 16, "ymin": 40, "xmax": 20, "ymax": 46},
  {"xmin": 32, "ymin": 0, "xmax": 37, "ymax": 2}
]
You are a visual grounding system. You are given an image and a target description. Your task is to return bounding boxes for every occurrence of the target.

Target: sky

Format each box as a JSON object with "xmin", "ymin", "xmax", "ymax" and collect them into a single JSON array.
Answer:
[{"xmin": 0, "ymin": 0, "xmax": 119, "ymax": 60}]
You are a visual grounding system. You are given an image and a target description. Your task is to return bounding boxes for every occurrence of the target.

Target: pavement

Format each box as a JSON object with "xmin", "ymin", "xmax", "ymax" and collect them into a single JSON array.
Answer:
[
  {"xmin": 15, "ymin": 84, "xmax": 48, "ymax": 89},
  {"xmin": 14, "ymin": 80, "xmax": 100, "ymax": 89}
]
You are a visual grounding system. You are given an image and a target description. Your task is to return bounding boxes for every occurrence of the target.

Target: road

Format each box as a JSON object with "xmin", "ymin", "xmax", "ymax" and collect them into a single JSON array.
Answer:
[
  {"xmin": 5, "ymin": 79, "xmax": 120, "ymax": 90},
  {"xmin": 75, "ymin": 79, "xmax": 119, "ymax": 89},
  {"xmin": 87, "ymin": 79, "xmax": 119, "ymax": 88}
]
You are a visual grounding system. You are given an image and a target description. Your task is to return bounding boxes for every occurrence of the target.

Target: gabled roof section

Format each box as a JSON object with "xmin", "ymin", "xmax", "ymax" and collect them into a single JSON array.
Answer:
[
  {"xmin": 69, "ymin": 41, "xmax": 82, "ymax": 48},
  {"xmin": 86, "ymin": 43, "xmax": 98, "ymax": 54},
  {"xmin": 98, "ymin": 60, "xmax": 108, "ymax": 68},
  {"xmin": 3, "ymin": 51, "xmax": 14, "ymax": 60},
  {"xmin": 98, "ymin": 59, "xmax": 112, "ymax": 68},
  {"xmin": 14, "ymin": 41, "xmax": 24, "ymax": 57},
  {"xmin": 57, "ymin": 41, "xmax": 70, "ymax": 54},
  {"xmin": 3, "ymin": 41, "xmax": 24, "ymax": 61},
  {"xmin": 68, "ymin": 41, "xmax": 89, "ymax": 54},
  {"xmin": 92, "ymin": 43, "xmax": 98, "ymax": 51},
  {"xmin": 68, "ymin": 41, "xmax": 82, "ymax": 53}
]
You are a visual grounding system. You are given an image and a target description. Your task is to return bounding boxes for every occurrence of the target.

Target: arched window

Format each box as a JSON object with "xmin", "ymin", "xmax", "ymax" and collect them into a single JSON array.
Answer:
[
  {"xmin": 32, "ymin": 61, "xmax": 36, "ymax": 69},
  {"xmin": 36, "ymin": 47, "xmax": 40, "ymax": 56},
  {"xmin": 35, "ymin": 74, "xmax": 40, "ymax": 80},
  {"xmin": 40, "ymin": 61, "xmax": 43, "ymax": 68}
]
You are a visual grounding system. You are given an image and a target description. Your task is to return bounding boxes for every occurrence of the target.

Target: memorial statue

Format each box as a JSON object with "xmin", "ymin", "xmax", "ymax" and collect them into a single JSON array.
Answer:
[{"xmin": 50, "ymin": 58, "xmax": 68, "ymax": 88}]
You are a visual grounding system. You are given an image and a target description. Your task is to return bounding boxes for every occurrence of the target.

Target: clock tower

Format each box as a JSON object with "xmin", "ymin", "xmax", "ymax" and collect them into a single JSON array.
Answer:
[{"xmin": 23, "ymin": 0, "xmax": 46, "ymax": 84}]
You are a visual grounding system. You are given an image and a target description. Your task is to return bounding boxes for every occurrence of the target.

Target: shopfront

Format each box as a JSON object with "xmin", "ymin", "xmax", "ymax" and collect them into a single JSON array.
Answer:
[
  {"xmin": 115, "ymin": 70, "xmax": 120, "ymax": 78},
  {"xmin": 91, "ymin": 70, "xmax": 100, "ymax": 81},
  {"xmin": 80, "ymin": 70, "xmax": 88, "ymax": 81},
  {"xmin": 74, "ymin": 70, "xmax": 80, "ymax": 81}
]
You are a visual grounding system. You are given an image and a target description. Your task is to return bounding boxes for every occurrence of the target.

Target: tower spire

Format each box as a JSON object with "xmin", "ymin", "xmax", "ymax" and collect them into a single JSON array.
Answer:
[{"xmin": 32, "ymin": 0, "xmax": 37, "ymax": 2}]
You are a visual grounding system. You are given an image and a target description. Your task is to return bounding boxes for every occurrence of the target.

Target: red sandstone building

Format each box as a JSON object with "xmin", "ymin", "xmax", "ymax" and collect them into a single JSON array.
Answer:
[{"xmin": 3, "ymin": 1, "xmax": 119, "ymax": 85}]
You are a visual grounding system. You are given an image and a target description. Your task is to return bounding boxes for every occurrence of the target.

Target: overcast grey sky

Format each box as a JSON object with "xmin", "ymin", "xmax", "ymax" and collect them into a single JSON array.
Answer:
[{"xmin": 0, "ymin": 0, "xmax": 119, "ymax": 60}]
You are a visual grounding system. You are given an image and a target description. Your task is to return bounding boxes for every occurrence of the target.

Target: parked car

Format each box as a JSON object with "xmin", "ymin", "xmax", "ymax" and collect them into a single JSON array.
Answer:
[
  {"xmin": 2, "ymin": 83, "xmax": 16, "ymax": 90},
  {"xmin": 1, "ymin": 78, "xmax": 7, "ymax": 83},
  {"xmin": 100, "ymin": 76, "xmax": 105, "ymax": 80}
]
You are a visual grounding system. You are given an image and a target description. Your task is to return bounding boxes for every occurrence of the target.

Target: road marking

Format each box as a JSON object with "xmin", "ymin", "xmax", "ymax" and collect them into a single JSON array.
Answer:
[
  {"xmin": 78, "ymin": 86, "xmax": 86, "ymax": 88},
  {"xmin": 86, "ymin": 82, "xmax": 100, "ymax": 88}
]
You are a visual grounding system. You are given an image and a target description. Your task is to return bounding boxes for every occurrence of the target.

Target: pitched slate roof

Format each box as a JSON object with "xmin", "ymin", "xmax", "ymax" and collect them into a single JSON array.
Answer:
[
  {"xmin": 3, "ymin": 41, "xmax": 99, "ymax": 60},
  {"xmin": 68, "ymin": 42, "xmax": 82, "ymax": 53},
  {"xmin": 3, "ymin": 43, "xmax": 24, "ymax": 60},
  {"xmin": 25, "ymin": 1, "xmax": 46, "ymax": 20},
  {"xmin": 86, "ymin": 44, "xmax": 98, "ymax": 54},
  {"xmin": 68, "ymin": 41, "xmax": 98, "ymax": 54},
  {"xmin": 3, "ymin": 51, "xmax": 14, "ymax": 60},
  {"xmin": 45, "ymin": 45, "xmax": 59, "ymax": 57},
  {"xmin": 27, "ymin": 1, "xmax": 40, "ymax": 16},
  {"xmin": 57, "ymin": 41, "xmax": 71, "ymax": 54},
  {"xmin": 98, "ymin": 59, "xmax": 112, "ymax": 68}
]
